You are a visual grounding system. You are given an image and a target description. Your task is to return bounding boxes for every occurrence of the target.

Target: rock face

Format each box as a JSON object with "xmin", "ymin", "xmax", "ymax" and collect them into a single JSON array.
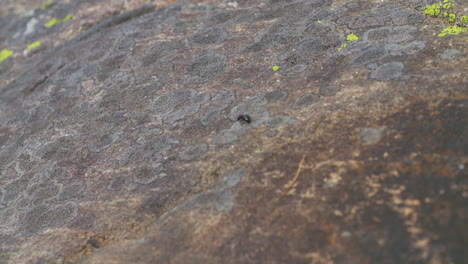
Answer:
[{"xmin": 0, "ymin": 0, "xmax": 467, "ymax": 263}]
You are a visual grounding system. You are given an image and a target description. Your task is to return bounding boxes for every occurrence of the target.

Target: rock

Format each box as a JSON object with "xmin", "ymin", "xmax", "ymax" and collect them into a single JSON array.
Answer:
[{"xmin": 0, "ymin": 0, "xmax": 466, "ymax": 263}]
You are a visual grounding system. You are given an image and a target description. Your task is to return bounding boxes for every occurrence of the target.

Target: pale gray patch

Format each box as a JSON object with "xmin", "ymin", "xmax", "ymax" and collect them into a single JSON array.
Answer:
[
  {"xmin": 152, "ymin": 89, "xmax": 198, "ymax": 117},
  {"xmin": 292, "ymin": 93, "xmax": 320, "ymax": 109},
  {"xmin": 16, "ymin": 197, "xmax": 30, "ymax": 209},
  {"xmin": 189, "ymin": 28, "xmax": 228, "ymax": 45},
  {"xmin": 319, "ymin": 86, "xmax": 341, "ymax": 97},
  {"xmin": 370, "ymin": 62, "xmax": 405, "ymax": 82},
  {"xmin": 186, "ymin": 51, "xmax": 227, "ymax": 83},
  {"xmin": 385, "ymin": 41, "xmax": 425, "ymax": 56},
  {"xmin": 280, "ymin": 64, "xmax": 308, "ymax": 75},
  {"xmin": 360, "ymin": 127, "xmax": 386, "ymax": 145},
  {"xmin": 336, "ymin": 40, "xmax": 373, "ymax": 56},
  {"xmin": 132, "ymin": 164, "xmax": 166, "ymax": 184},
  {"xmin": 413, "ymin": 0, "xmax": 439, "ymax": 9},
  {"xmin": 163, "ymin": 93, "xmax": 210, "ymax": 124},
  {"xmin": 350, "ymin": 44, "xmax": 387, "ymax": 67},
  {"xmin": 1, "ymin": 173, "xmax": 34, "ymax": 206},
  {"xmin": 265, "ymin": 114, "xmax": 296, "ymax": 128},
  {"xmin": 179, "ymin": 143, "xmax": 208, "ymax": 161},
  {"xmin": 27, "ymin": 181, "xmax": 61, "ymax": 206},
  {"xmin": 363, "ymin": 27, "xmax": 392, "ymax": 42},
  {"xmin": 0, "ymin": 208, "xmax": 17, "ymax": 227},
  {"xmin": 265, "ymin": 90, "xmax": 288, "ymax": 102},
  {"xmin": 58, "ymin": 180, "xmax": 86, "ymax": 200},
  {"xmin": 228, "ymin": 95, "xmax": 268, "ymax": 122},
  {"xmin": 200, "ymin": 90, "xmax": 236, "ymax": 126},
  {"xmin": 115, "ymin": 37, "xmax": 135, "ymax": 52},
  {"xmin": 440, "ymin": 49, "xmax": 462, "ymax": 60},
  {"xmin": 107, "ymin": 174, "xmax": 127, "ymax": 191},
  {"xmin": 223, "ymin": 168, "xmax": 247, "ymax": 187},
  {"xmin": 211, "ymin": 124, "xmax": 248, "ymax": 145},
  {"xmin": 387, "ymin": 25, "xmax": 418, "ymax": 43},
  {"xmin": 141, "ymin": 41, "xmax": 184, "ymax": 66},
  {"xmin": 200, "ymin": 111, "xmax": 220, "ymax": 126},
  {"xmin": 212, "ymin": 101, "xmax": 270, "ymax": 145},
  {"xmin": 209, "ymin": 90, "xmax": 236, "ymax": 111},
  {"xmin": 87, "ymin": 133, "xmax": 120, "ymax": 153},
  {"xmin": 185, "ymin": 187, "xmax": 235, "ymax": 212},
  {"xmin": 213, "ymin": 188, "xmax": 234, "ymax": 212},
  {"xmin": 266, "ymin": 129, "xmax": 279, "ymax": 137},
  {"xmin": 213, "ymin": 95, "xmax": 270, "ymax": 144},
  {"xmin": 20, "ymin": 202, "xmax": 78, "ymax": 235},
  {"xmin": 391, "ymin": 9, "xmax": 425, "ymax": 25},
  {"xmin": 366, "ymin": 63, "xmax": 379, "ymax": 70}
]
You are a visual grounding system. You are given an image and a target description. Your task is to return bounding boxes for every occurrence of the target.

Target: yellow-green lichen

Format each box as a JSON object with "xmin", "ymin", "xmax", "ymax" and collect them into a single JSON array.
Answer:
[
  {"xmin": 447, "ymin": 13, "xmax": 456, "ymax": 23},
  {"xmin": 41, "ymin": 1, "xmax": 54, "ymax": 10},
  {"xmin": 338, "ymin": 43, "xmax": 347, "ymax": 52},
  {"xmin": 44, "ymin": 14, "xmax": 74, "ymax": 28},
  {"xmin": 461, "ymin": 16, "xmax": 468, "ymax": 25},
  {"xmin": 27, "ymin": 41, "xmax": 41, "ymax": 51},
  {"xmin": 272, "ymin": 65, "xmax": 280, "ymax": 71},
  {"xmin": 0, "ymin": 49, "xmax": 13, "ymax": 64},
  {"xmin": 442, "ymin": 3, "xmax": 452, "ymax": 9},
  {"xmin": 422, "ymin": 3, "xmax": 441, "ymax": 17},
  {"xmin": 346, "ymin": 33, "xmax": 359, "ymax": 42},
  {"xmin": 317, "ymin": 20, "xmax": 322, "ymax": 24},
  {"xmin": 62, "ymin": 14, "xmax": 73, "ymax": 22},
  {"xmin": 44, "ymin": 18, "xmax": 59, "ymax": 28},
  {"xmin": 443, "ymin": 12, "xmax": 457, "ymax": 23},
  {"xmin": 438, "ymin": 25, "xmax": 468, "ymax": 37}
]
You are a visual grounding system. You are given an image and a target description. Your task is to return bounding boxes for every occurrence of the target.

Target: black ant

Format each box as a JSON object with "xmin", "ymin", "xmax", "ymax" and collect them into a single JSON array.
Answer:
[{"xmin": 237, "ymin": 114, "xmax": 251, "ymax": 123}]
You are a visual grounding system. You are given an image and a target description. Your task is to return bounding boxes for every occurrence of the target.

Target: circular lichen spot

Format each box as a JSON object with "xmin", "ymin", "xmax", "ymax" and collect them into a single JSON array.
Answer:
[
  {"xmin": 58, "ymin": 179, "xmax": 86, "ymax": 200},
  {"xmin": 133, "ymin": 165, "xmax": 166, "ymax": 184},
  {"xmin": 179, "ymin": 143, "xmax": 208, "ymax": 161},
  {"xmin": 187, "ymin": 52, "xmax": 227, "ymax": 83},
  {"xmin": 21, "ymin": 202, "xmax": 78, "ymax": 235},
  {"xmin": 350, "ymin": 44, "xmax": 387, "ymax": 67},
  {"xmin": 141, "ymin": 41, "xmax": 184, "ymax": 66},
  {"xmin": 370, "ymin": 61, "xmax": 405, "ymax": 81},
  {"xmin": 292, "ymin": 93, "xmax": 320, "ymax": 109},
  {"xmin": 319, "ymin": 86, "xmax": 342, "ymax": 97},
  {"xmin": 190, "ymin": 28, "xmax": 228, "ymax": 45},
  {"xmin": 107, "ymin": 174, "xmax": 127, "ymax": 191},
  {"xmin": 266, "ymin": 114, "xmax": 296, "ymax": 128}
]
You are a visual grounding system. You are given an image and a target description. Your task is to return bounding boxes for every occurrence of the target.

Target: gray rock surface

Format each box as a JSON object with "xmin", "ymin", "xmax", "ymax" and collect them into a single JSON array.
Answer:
[{"xmin": 0, "ymin": 0, "xmax": 467, "ymax": 263}]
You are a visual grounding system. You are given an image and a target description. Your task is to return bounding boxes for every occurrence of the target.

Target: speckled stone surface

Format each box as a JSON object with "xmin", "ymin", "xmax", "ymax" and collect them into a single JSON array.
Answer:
[{"xmin": 0, "ymin": 0, "xmax": 467, "ymax": 263}]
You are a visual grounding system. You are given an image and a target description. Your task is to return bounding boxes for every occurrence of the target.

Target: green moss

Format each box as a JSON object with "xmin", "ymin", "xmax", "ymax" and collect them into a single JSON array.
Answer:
[
  {"xmin": 438, "ymin": 25, "xmax": 468, "ymax": 37},
  {"xmin": 346, "ymin": 33, "xmax": 359, "ymax": 42},
  {"xmin": 0, "ymin": 49, "xmax": 13, "ymax": 64},
  {"xmin": 317, "ymin": 20, "xmax": 322, "ymax": 24},
  {"xmin": 272, "ymin": 65, "xmax": 280, "ymax": 71},
  {"xmin": 422, "ymin": 3, "xmax": 441, "ymax": 17},
  {"xmin": 27, "ymin": 41, "xmax": 41, "ymax": 51},
  {"xmin": 44, "ymin": 18, "xmax": 59, "ymax": 28}
]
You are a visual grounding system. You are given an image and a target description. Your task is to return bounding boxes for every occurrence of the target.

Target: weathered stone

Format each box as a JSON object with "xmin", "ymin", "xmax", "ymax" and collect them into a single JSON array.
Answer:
[{"xmin": 0, "ymin": 0, "xmax": 467, "ymax": 263}]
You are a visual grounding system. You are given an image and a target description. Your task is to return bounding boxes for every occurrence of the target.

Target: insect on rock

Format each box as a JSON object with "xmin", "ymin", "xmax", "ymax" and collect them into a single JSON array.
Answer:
[{"xmin": 237, "ymin": 114, "xmax": 251, "ymax": 123}]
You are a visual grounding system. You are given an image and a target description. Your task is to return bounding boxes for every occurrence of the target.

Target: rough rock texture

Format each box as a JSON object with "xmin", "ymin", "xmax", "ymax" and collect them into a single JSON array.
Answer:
[{"xmin": 0, "ymin": 0, "xmax": 467, "ymax": 263}]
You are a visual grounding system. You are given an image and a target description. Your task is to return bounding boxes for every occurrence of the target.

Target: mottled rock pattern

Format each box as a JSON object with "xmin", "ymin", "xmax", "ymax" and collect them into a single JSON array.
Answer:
[{"xmin": 0, "ymin": 0, "xmax": 467, "ymax": 263}]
